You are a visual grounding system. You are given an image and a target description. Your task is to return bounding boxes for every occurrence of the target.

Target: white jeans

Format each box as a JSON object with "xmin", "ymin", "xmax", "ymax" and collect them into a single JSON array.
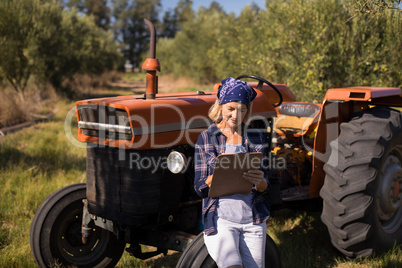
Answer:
[{"xmin": 204, "ymin": 218, "xmax": 267, "ymax": 268}]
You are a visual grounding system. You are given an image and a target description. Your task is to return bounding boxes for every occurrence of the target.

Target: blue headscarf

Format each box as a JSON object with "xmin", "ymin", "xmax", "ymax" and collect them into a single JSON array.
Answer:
[{"xmin": 217, "ymin": 77, "xmax": 257, "ymax": 109}]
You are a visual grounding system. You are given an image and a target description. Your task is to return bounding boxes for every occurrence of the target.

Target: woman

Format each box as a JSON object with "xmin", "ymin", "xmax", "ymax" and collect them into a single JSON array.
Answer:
[{"xmin": 194, "ymin": 77, "xmax": 270, "ymax": 268}]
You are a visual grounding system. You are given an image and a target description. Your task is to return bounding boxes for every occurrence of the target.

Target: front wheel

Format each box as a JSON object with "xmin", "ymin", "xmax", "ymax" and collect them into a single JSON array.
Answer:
[
  {"xmin": 321, "ymin": 107, "xmax": 402, "ymax": 258},
  {"xmin": 30, "ymin": 183, "xmax": 126, "ymax": 268},
  {"xmin": 176, "ymin": 232, "xmax": 281, "ymax": 268}
]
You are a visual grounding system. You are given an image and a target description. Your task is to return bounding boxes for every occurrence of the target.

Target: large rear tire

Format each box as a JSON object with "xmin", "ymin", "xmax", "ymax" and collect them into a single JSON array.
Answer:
[
  {"xmin": 30, "ymin": 183, "xmax": 126, "ymax": 267},
  {"xmin": 176, "ymin": 232, "xmax": 281, "ymax": 268},
  {"xmin": 321, "ymin": 107, "xmax": 402, "ymax": 258}
]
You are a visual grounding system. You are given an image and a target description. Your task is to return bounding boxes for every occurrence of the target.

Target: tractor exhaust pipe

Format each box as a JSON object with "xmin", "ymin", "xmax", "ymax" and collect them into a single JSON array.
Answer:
[
  {"xmin": 142, "ymin": 18, "xmax": 160, "ymax": 100},
  {"xmin": 144, "ymin": 18, "xmax": 156, "ymax": 59}
]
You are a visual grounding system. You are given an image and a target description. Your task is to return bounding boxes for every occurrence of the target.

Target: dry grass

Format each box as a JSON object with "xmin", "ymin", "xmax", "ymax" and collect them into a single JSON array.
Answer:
[
  {"xmin": 0, "ymin": 83, "xmax": 57, "ymax": 129},
  {"xmin": 118, "ymin": 72, "xmax": 215, "ymax": 93},
  {"xmin": 0, "ymin": 71, "xmax": 122, "ymax": 130},
  {"xmin": 61, "ymin": 71, "xmax": 122, "ymax": 97}
]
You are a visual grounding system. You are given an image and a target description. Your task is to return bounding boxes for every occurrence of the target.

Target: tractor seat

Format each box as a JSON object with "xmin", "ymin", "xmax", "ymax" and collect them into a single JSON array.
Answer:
[{"xmin": 274, "ymin": 102, "xmax": 321, "ymax": 137}]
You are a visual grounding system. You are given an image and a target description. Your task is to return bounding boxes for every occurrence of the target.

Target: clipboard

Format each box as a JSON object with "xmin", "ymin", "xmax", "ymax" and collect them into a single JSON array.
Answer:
[{"xmin": 208, "ymin": 152, "xmax": 263, "ymax": 198}]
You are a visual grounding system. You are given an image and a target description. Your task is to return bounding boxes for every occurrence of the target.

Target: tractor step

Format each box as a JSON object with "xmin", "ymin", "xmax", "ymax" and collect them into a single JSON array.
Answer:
[{"xmin": 281, "ymin": 185, "xmax": 310, "ymax": 201}]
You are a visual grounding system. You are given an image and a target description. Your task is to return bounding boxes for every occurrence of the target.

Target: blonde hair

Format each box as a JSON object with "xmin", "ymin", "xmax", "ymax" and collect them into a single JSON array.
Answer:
[{"xmin": 208, "ymin": 99, "xmax": 253, "ymax": 124}]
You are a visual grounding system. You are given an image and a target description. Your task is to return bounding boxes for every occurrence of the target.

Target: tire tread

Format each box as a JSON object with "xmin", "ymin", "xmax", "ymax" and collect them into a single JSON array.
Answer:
[{"xmin": 320, "ymin": 107, "xmax": 402, "ymax": 258}]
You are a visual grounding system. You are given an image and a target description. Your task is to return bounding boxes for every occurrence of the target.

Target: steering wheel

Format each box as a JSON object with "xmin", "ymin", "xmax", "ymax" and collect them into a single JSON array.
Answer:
[{"xmin": 236, "ymin": 74, "xmax": 283, "ymax": 107}]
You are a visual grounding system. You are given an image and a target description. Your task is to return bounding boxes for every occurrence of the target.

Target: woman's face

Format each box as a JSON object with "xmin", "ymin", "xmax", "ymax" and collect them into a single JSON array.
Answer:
[{"xmin": 221, "ymin": 102, "xmax": 248, "ymax": 128}]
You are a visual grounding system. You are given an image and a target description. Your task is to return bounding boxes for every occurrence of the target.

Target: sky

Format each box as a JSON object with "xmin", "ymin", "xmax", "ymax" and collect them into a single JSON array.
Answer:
[{"xmin": 160, "ymin": 0, "xmax": 267, "ymax": 16}]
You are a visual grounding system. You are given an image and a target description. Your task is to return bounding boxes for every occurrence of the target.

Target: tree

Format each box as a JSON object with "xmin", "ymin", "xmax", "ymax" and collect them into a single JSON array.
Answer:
[
  {"xmin": 160, "ymin": 0, "xmax": 194, "ymax": 38},
  {"xmin": 352, "ymin": 0, "xmax": 401, "ymax": 14},
  {"xmin": 161, "ymin": 10, "xmax": 177, "ymax": 38},
  {"xmin": 0, "ymin": 0, "xmax": 59, "ymax": 96},
  {"xmin": 206, "ymin": 1, "xmax": 225, "ymax": 13},
  {"xmin": 157, "ymin": 0, "xmax": 402, "ymax": 101},
  {"xmin": 112, "ymin": 0, "xmax": 161, "ymax": 69},
  {"xmin": 66, "ymin": 0, "xmax": 111, "ymax": 29},
  {"xmin": 250, "ymin": 2, "xmax": 262, "ymax": 13},
  {"xmin": 174, "ymin": 0, "xmax": 195, "ymax": 27},
  {"xmin": 0, "ymin": 0, "xmax": 121, "ymax": 95},
  {"xmin": 42, "ymin": 8, "xmax": 121, "ymax": 89}
]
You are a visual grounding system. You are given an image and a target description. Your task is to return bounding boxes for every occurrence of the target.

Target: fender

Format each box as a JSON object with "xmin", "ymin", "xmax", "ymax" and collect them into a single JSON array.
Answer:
[
  {"xmin": 309, "ymin": 86, "xmax": 402, "ymax": 198},
  {"xmin": 325, "ymin": 86, "xmax": 402, "ymax": 106}
]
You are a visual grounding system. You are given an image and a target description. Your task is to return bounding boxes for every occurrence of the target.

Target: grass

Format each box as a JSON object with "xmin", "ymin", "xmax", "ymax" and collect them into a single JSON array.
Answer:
[
  {"xmin": 0, "ymin": 92, "xmax": 401, "ymax": 267},
  {"xmin": 0, "ymin": 101, "xmax": 86, "ymax": 267},
  {"xmin": 0, "ymin": 83, "xmax": 58, "ymax": 129}
]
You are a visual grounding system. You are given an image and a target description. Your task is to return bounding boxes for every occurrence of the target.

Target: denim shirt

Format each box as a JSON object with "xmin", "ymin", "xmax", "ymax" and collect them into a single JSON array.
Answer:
[{"xmin": 194, "ymin": 123, "xmax": 270, "ymax": 236}]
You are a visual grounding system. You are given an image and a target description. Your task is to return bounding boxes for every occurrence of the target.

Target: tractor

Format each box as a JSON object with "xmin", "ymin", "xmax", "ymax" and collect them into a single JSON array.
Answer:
[{"xmin": 30, "ymin": 19, "xmax": 402, "ymax": 267}]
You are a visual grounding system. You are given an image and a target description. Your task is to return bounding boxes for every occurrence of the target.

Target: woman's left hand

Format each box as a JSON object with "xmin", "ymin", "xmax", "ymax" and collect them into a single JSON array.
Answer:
[{"xmin": 243, "ymin": 169, "xmax": 267, "ymax": 192}]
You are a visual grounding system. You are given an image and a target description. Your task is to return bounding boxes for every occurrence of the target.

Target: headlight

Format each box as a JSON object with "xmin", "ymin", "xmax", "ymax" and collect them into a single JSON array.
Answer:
[{"xmin": 167, "ymin": 151, "xmax": 188, "ymax": 174}]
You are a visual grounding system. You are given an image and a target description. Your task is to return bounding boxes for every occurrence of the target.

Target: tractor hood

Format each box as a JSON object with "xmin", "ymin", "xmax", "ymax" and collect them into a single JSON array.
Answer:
[{"xmin": 75, "ymin": 82, "xmax": 295, "ymax": 150}]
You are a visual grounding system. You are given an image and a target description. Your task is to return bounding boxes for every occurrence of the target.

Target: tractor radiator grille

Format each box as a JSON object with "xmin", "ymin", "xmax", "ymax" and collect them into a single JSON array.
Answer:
[
  {"xmin": 77, "ymin": 104, "xmax": 132, "ymax": 140},
  {"xmin": 86, "ymin": 145, "xmax": 168, "ymax": 226}
]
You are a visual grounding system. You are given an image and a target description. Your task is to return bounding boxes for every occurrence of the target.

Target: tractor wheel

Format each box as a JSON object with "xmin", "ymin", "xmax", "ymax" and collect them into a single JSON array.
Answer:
[
  {"xmin": 30, "ymin": 183, "xmax": 126, "ymax": 268},
  {"xmin": 320, "ymin": 106, "xmax": 402, "ymax": 258},
  {"xmin": 176, "ymin": 232, "xmax": 281, "ymax": 268}
]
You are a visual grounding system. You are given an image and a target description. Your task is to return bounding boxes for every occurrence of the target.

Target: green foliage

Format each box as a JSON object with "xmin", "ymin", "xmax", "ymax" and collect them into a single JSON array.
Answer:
[
  {"xmin": 157, "ymin": 0, "xmax": 402, "ymax": 101},
  {"xmin": 0, "ymin": 0, "xmax": 122, "ymax": 94},
  {"xmin": 351, "ymin": 0, "xmax": 402, "ymax": 17},
  {"xmin": 112, "ymin": 0, "xmax": 161, "ymax": 69},
  {"xmin": 0, "ymin": 0, "xmax": 41, "ymax": 94},
  {"xmin": 158, "ymin": 7, "xmax": 230, "ymax": 84},
  {"xmin": 161, "ymin": 0, "xmax": 195, "ymax": 38},
  {"xmin": 66, "ymin": 0, "xmax": 111, "ymax": 29}
]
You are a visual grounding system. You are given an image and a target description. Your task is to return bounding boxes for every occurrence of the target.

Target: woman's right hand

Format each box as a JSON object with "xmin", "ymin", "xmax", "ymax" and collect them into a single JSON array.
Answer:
[{"xmin": 205, "ymin": 175, "xmax": 213, "ymax": 187}]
